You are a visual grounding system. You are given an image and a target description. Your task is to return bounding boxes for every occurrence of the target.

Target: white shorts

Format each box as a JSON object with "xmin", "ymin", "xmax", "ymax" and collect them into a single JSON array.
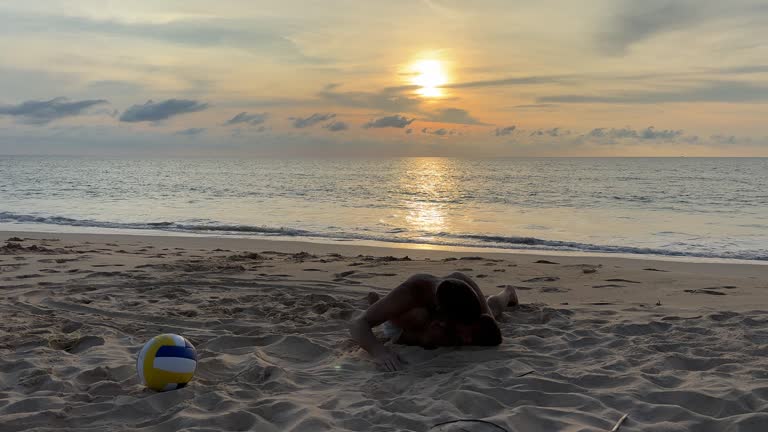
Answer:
[{"xmin": 380, "ymin": 321, "xmax": 403, "ymax": 342}]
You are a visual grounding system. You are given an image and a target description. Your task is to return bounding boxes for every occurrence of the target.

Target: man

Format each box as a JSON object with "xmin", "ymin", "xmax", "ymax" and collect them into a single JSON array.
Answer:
[{"xmin": 349, "ymin": 272, "xmax": 519, "ymax": 371}]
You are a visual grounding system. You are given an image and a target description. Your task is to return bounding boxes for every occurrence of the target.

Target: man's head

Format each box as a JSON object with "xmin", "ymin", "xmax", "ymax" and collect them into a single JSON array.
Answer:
[
  {"xmin": 435, "ymin": 278, "xmax": 482, "ymax": 322},
  {"xmin": 421, "ymin": 314, "xmax": 502, "ymax": 348}
]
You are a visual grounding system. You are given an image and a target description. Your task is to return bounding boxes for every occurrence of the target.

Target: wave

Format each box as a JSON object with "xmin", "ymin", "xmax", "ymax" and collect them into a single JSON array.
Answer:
[
  {"xmin": 0, "ymin": 212, "xmax": 309, "ymax": 236},
  {"xmin": 1, "ymin": 211, "xmax": 765, "ymax": 261},
  {"xmin": 444, "ymin": 233, "xmax": 767, "ymax": 261}
]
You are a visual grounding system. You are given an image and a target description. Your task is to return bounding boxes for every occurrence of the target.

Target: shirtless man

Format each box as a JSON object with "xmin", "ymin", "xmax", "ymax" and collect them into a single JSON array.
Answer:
[{"xmin": 349, "ymin": 272, "xmax": 519, "ymax": 371}]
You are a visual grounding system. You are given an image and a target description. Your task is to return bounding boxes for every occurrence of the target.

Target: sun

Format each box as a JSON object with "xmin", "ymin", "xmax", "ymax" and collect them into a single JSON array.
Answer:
[{"xmin": 412, "ymin": 59, "xmax": 447, "ymax": 97}]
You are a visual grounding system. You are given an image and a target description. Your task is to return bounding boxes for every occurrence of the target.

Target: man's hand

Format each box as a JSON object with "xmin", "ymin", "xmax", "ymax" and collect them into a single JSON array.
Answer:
[{"xmin": 374, "ymin": 347, "xmax": 404, "ymax": 372}]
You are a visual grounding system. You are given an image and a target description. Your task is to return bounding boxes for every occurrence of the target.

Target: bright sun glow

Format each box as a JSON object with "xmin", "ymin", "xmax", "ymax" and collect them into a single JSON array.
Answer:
[{"xmin": 412, "ymin": 60, "xmax": 447, "ymax": 97}]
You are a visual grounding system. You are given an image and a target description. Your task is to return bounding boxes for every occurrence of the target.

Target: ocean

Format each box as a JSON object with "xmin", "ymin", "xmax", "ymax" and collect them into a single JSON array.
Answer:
[{"xmin": 1, "ymin": 157, "xmax": 766, "ymax": 261}]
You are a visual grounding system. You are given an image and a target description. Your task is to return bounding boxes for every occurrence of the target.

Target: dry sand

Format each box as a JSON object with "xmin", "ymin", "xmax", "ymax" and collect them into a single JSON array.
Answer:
[{"xmin": 1, "ymin": 231, "xmax": 767, "ymax": 431}]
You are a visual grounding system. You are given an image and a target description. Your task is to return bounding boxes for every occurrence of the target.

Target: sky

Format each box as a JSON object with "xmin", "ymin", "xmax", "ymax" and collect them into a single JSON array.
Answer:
[{"xmin": 1, "ymin": 0, "xmax": 768, "ymax": 157}]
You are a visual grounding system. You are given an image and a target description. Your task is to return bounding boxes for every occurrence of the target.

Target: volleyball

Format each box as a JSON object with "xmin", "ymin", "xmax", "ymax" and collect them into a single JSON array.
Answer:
[{"xmin": 136, "ymin": 334, "xmax": 197, "ymax": 391}]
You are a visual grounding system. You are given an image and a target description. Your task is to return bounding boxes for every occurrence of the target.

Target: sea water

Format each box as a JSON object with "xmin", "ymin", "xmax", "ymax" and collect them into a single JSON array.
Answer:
[{"xmin": 1, "ymin": 157, "xmax": 766, "ymax": 261}]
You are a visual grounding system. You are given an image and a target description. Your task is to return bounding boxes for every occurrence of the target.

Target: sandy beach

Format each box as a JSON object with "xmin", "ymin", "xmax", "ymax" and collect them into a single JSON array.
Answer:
[{"xmin": 1, "ymin": 231, "xmax": 766, "ymax": 431}]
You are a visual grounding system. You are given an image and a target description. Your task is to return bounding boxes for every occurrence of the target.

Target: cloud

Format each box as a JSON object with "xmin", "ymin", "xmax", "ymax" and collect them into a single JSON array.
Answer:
[
  {"xmin": 445, "ymin": 75, "xmax": 569, "ymax": 89},
  {"xmin": 290, "ymin": 113, "xmax": 336, "ymax": 128},
  {"xmin": 318, "ymin": 87, "xmax": 423, "ymax": 113},
  {"xmin": 225, "ymin": 112, "xmax": 268, "ymax": 126},
  {"xmin": 530, "ymin": 128, "xmax": 569, "ymax": 137},
  {"xmin": 588, "ymin": 126, "xmax": 683, "ymax": 140},
  {"xmin": 363, "ymin": 115, "xmax": 415, "ymax": 129},
  {"xmin": 495, "ymin": 126, "xmax": 516, "ymax": 136},
  {"xmin": 424, "ymin": 108, "xmax": 487, "ymax": 125},
  {"xmin": 324, "ymin": 121, "xmax": 348, "ymax": 132},
  {"xmin": 512, "ymin": 104, "xmax": 559, "ymax": 111},
  {"xmin": 0, "ymin": 12, "xmax": 327, "ymax": 64},
  {"xmin": 539, "ymin": 81, "xmax": 768, "ymax": 104},
  {"xmin": 599, "ymin": 0, "xmax": 768, "ymax": 55},
  {"xmin": 0, "ymin": 97, "xmax": 108, "ymax": 124},
  {"xmin": 119, "ymin": 99, "xmax": 208, "ymax": 123},
  {"xmin": 421, "ymin": 127, "xmax": 457, "ymax": 136},
  {"xmin": 175, "ymin": 128, "xmax": 206, "ymax": 136}
]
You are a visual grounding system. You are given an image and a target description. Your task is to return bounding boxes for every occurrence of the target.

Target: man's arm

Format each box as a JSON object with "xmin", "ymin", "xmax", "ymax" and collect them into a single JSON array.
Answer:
[{"xmin": 349, "ymin": 274, "xmax": 434, "ymax": 371}]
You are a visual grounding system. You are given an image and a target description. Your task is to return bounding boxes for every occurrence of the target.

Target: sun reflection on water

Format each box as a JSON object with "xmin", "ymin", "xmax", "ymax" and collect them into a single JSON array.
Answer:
[{"xmin": 397, "ymin": 158, "xmax": 460, "ymax": 235}]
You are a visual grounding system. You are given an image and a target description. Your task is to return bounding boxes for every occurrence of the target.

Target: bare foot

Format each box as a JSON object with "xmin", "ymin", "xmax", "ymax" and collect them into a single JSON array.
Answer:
[
  {"xmin": 367, "ymin": 291, "xmax": 381, "ymax": 305},
  {"xmin": 506, "ymin": 286, "xmax": 519, "ymax": 307}
]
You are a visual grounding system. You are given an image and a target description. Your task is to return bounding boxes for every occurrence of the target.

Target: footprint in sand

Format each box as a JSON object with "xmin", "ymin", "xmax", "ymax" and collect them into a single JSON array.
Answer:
[
  {"xmin": 61, "ymin": 321, "xmax": 83, "ymax": 333},
  {"xmin": 534, "ymin": 260, "xmax": 559, "ymax": 264},
  {"xmin": 592, "ymin": 284, "xmax": 626, "ymax": 289},
  {"xmin": 346, "ymin": 272, "xmax": 384, "ymax": 279},
  {"xmin": 333, "ymin": 278, "xmax": 362, "ymax": 285},
  {"xmin": 540, "ymin": 286, "xmax": 569, "ymax": 293},
  {"xmin": 684, "ymin": 289, "xmax": 728, "ymax": 296},
  {"xmin": 605, "ymin": 278, "xmax": 641, "ymax": 284},
  {"xmin": 643, "ymin": 268, "xmax": 669, "ymax": 272},
  {"xmin": 498, "ymin": 284, "xmax": 534, "ymax": 291},
  {"xmin": 49, "ymin": 335, "xmax": 105, "ymax": 353},
  {"xmin": 523, "ymin": 276, "xmax": 560, "ymax": 283}
]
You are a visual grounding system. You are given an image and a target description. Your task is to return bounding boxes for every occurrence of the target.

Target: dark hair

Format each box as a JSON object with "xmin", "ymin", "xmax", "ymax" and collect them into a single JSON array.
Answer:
[
  {"xmin": 435, "ymin": 279, "xmax": 482, "ymax": 322},
  {"xmin": 472, "ymin": 315, "xmax": 502, "ymax": 346}
]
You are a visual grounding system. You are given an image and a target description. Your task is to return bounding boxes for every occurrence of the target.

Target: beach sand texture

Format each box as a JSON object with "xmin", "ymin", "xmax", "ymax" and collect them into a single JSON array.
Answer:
[{"xmin": 1, "ymin": 232, "xmax": 767, "ymax": 431}]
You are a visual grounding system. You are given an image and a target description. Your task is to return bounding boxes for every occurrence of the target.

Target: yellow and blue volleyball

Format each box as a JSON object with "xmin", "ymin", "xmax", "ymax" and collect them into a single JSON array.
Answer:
[{"xmin": 136, "ymin": 334, "xmax": 197, "ymax": 391}]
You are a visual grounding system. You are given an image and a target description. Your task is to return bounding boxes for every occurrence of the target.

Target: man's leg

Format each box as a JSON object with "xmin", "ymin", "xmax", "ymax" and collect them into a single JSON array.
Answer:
[{"xmin": 486, "ymin": 286, "xmax": 519, "ymax": 320}]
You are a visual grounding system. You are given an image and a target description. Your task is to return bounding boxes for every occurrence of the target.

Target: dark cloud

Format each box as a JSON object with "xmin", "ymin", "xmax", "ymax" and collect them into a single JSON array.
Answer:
[
  {"xmin": 290, "ymin": 113, "xmax": 336, "ymax": 128},
  {"xmin": 539, "ymin": 81, "xmax": 768, "ymax": 104},
  {"xmin": 0, "ymin": 97, "xmax": 108, "ymax": 124},
  {"xmin": 424, "ymin": 108, "xmax": 487, "ymax": 125},
  {"xmin": 324, "ymin": 121, "xmax": 348, "ymax": 132},
  {"xmin": 0, "ymin": 12, "xmax": 327, "ymax": 64},
  {"xmin": 175, "ymin": 128, "xmax": 206, "ymax": 136},
  {"xmin": 718, "ymin": 65, "xmax": 768, "ymax": 75},
  {"xmin": 445, "ymin": 75, "xmax": 569, "ymax": 89},
  {"xmin": 119, "ymin": 99, "xmax": 208, "ymax": 122},
  {"xmin": 495, "ymin": 126, "xmax": 516, "ymax": 136},
  {"xmin": 708, "ymin": 134, "xmax": 757, "ymax": 145},
  {"xmin": 363, "ymin": 115, "xmax": 415, "ymax": 129},
  {"xmin": 225, "ymin": 112, "xmax": 268, "ymax": 126},
  {"xmin": 530, "ymin": 128, "xmax": 569, "ymax": 137},
  {"xmin": 599, "ymin": 0, "xmax": 768, "ymax": 55},
  {"xmin": 588, "ymin": 126, "xmax": 683, "ymax": 140},
  {"xmin": 512, "ymin": 103, "xmax": 559, "ymax": 110},
  {"xmin": 421, "ymin": 127, "xmax": 451, "ymax": 136},
  {"xmin": 318, "ymin": 87, "xmax": 422, "ymax": 113}
]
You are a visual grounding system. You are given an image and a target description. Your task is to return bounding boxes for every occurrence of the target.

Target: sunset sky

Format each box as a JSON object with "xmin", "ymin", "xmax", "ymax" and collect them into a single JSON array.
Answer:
[{"xmin": 1, "ymin": 0, "xmax": 768, "ymax": 156}]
